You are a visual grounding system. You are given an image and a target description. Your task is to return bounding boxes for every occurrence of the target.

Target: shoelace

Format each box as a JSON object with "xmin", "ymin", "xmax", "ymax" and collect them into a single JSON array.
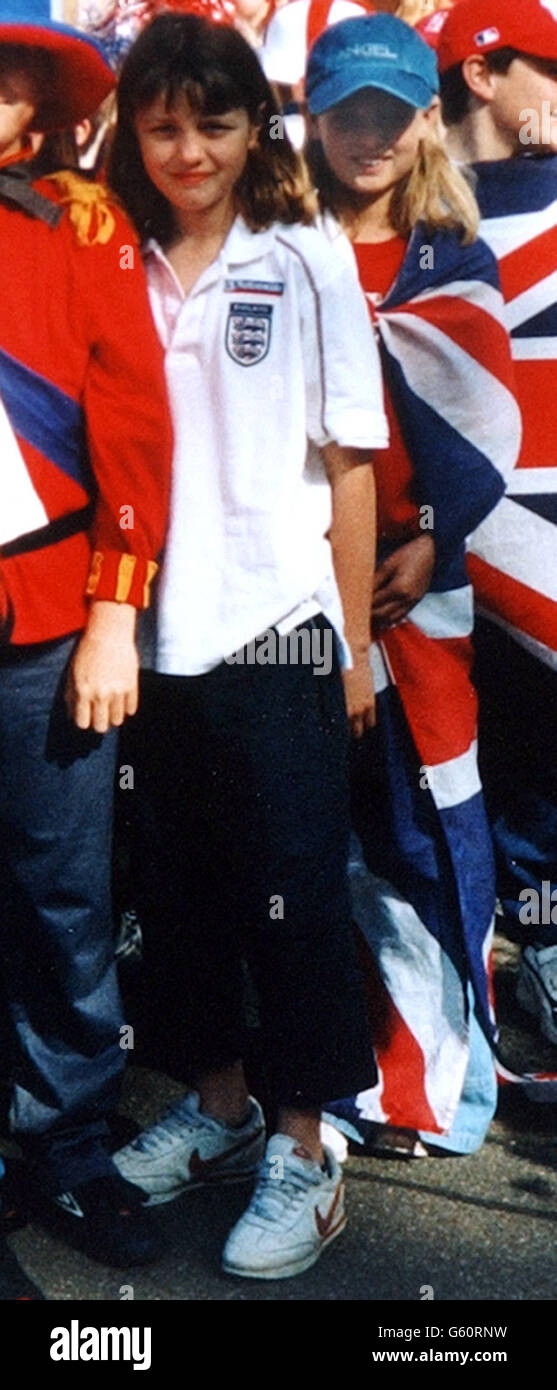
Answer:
[
  {"xmin": 250, "ymin": 1162, "xmax": 323, "ymax": 1224},
  {"xmin": 131, "ymin": 1099, "xmax": 220, "ymax": 1154}
]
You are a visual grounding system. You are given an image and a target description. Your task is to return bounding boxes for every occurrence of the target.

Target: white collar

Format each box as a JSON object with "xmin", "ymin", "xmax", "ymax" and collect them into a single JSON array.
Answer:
[{"xmin": 144, "ymin": 214, "xmax": 277, "ymax": 273}]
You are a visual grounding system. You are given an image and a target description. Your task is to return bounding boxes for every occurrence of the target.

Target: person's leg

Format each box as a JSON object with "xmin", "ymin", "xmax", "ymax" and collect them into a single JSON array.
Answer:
[
  {"xmin": 0, "ymin": 638, "xmax": 158, "ymax": 1265},
  {"xmin": 209, "ymin": 619, "xmax": 376, "ymax": 1114},
  {"xmin": 125, "ymin": 651, "xmax": 372, "ymax": 1104},
  {"xmin": 122, "ymin": 669, "xmax": 250, "ymax": 1080},
  {"xmin": 475, "ymin": 620, "xmax": 557, "ymax": 1044},
  {"xmin": 475, "ymin": 619, "xmax": 557, "ymax": 943},
  {"xmin": 113, "ymin": 670, "xmax": 266, "ymax": 1202},
  {"xmin": 215, "ymin": 618, "xmax": 374, "ymax": 1276},
  {"xmin": 0, "ymin": 637, "xmax": 124, "ymax": 1193},
  {"xmin": 0, "ymin": 1144, "xmax": 44, "ymax": 1300},
  {"xmin": 118, "ymin": 631, "xmax": 372, "ymax": 1253}
]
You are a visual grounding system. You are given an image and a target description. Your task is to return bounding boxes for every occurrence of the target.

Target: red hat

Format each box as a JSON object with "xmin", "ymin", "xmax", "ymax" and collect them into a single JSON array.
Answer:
[
  {"xmin": 159, "ymin": 0, "xmax": 235, "ymax": 23},
  {"xmin": 438, "ymin": 0, "xmax": 557, "ymax": 74},
  {"xmin": 0, "ymin": 18, "xmax": 115, "ymax": 130},
  {"xmin": 415, "ymin": 8, "xmax": 452, "ymax": 52}
]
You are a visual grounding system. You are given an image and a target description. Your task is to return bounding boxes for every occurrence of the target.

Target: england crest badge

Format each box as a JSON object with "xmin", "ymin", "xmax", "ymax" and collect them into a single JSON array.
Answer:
[{"xmin": 226, "ymin": 301, "xmax": 273, "ymax": 366}]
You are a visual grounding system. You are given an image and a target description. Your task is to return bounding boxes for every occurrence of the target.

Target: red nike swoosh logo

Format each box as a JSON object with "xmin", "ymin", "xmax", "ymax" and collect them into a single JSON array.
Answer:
[
  {"xmin": 314, "ymin": 1182, "xmax": 344, "ymax": 1239},
  {"xmin": 188, "ymin": 1130, "xmax": 263, "ymax": 1178}
]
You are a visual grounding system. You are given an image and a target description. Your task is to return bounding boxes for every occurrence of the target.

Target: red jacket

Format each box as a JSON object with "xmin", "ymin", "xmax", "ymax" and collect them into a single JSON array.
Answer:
[{"xmin": 0, "ymin": 171, "xmax": 173, "ymax": 645}]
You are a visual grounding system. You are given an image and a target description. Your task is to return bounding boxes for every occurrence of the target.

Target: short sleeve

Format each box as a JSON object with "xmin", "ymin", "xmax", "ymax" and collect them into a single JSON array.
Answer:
[{"xmin": 299, "ymin": 229, "xmax": 389, "ymax": 452}]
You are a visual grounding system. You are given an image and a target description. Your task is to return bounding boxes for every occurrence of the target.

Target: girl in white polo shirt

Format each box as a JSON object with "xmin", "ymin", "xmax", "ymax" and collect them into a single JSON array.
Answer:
[{"xmin": 109, "ymin": 10, "xmax": 388, "ymax": 1279}]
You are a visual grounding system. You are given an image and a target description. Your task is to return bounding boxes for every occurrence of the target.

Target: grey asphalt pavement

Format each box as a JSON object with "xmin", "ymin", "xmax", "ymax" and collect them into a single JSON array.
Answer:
[{"xmin": 3, "ymin": 934, "xmax": 556, "ymax": 1302}]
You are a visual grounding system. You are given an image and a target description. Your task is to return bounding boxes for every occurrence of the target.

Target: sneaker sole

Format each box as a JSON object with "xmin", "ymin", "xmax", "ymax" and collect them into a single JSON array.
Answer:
[
  {"xmin": 221, "ymin": 1213, "xmax": 346, "ymax": 1280},
  {"xmin": 131, "ymin": 1167, "xmax": 262, "ymax": 1207},
  {"xmin": 516, "ymin": 961, "xmax": 557, "ymax": 1046}
]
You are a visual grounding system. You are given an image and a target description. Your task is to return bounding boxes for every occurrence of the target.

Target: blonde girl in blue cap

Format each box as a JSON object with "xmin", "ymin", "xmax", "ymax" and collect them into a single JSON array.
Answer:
[{"xmin": 306, "ymin": 14, "xmax": 521, "ymax": 1157}]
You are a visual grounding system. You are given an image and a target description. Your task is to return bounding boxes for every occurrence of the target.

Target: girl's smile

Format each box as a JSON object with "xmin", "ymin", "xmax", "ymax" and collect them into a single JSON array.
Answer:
[
  {"xmin": 172, "ymin": 171, "xmax": 212, "ymax": 185},
  {"xmin": 352, "ymin": 151, "xmax": 394, "ymax": 172}
]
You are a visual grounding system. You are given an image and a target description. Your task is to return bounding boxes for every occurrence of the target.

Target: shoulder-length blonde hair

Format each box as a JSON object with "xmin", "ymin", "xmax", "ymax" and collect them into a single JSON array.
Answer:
[{"xmin": 307, "ymin": 122, "xmax": 479, "ymax": 244}]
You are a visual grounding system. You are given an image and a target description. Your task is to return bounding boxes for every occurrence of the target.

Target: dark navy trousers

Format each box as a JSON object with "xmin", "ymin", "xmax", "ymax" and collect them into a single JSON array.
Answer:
[
  {"xmin": 0, "ymin": 636, "xmax": 124, "ymax": 1192},
  {"xmin": 129, "ymin": 617, "xmax": 377, "ymax": 1109}
]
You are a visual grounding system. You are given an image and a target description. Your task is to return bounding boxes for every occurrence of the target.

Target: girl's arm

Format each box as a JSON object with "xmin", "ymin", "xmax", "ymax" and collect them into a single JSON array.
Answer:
[{"xmin": 323, "ymin": 442, "xmax": 376, "ymax": 738}]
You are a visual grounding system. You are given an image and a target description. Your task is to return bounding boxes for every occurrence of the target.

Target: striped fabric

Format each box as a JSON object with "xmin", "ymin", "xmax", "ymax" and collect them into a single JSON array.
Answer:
[
  {"xmin": 326, "ymin": 225, "xmax": 521, "ymax": 1136},
  {"xmin": 467, "ymin": 155, "xmax": 557, "ymax": 671}
]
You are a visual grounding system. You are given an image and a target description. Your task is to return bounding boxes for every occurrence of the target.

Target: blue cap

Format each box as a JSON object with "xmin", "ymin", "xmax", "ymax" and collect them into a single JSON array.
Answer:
[{"xmin": 306, "ymin": 13, "xmax": 439, "ymax": 116}]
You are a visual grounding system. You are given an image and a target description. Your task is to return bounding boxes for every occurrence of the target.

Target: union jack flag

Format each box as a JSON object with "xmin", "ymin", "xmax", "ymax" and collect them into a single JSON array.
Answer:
[
  {"xmin": 467, "ymin": 155, "xmax": 557, "ymax": 671},
  {"xmin": 324, "ymin": 223, "xmax": 524, "ymax": 1137}
]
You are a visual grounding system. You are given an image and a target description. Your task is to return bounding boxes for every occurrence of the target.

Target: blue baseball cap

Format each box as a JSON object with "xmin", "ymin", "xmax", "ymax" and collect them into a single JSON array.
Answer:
[{"xmin": 306, "ymin": 13, "xmax": 440, "ymax": 116}]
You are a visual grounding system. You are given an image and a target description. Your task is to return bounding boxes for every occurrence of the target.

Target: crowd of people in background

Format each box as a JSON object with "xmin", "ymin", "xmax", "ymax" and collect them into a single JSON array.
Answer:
[{"xmin": 0, "ymin": 0, "xmax": 555, "ymax": 1299}]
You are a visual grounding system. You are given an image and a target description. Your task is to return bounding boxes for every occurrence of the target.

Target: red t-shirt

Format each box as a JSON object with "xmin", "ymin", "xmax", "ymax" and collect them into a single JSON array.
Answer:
[
  {"xmin": 353, "ymin": 236, "xmax": 422, "ymax": 546},
  {"xmin": 353, "ymin": 235, "xmax": 407, "ymax": 301}
]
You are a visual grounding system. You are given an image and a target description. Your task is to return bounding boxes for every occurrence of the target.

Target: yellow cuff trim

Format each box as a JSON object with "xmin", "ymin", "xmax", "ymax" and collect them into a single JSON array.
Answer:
[
  {"xmin": 143, "ymin": 560, "xmax": 159, "ymax": 608},
  {"xmin": 116, "ymin": 554, "xmax": 137, "ymax": 603},
  {"xmin": 85, "ymin": 549, "xmax": 103, "ymax": 596}
]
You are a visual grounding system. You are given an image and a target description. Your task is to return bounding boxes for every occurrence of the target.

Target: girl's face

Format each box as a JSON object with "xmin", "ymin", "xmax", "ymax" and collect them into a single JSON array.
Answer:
[
  {"xmin": 135, "ymin": 93, "xmax": 259, "ymax": 222},
  {"xmin": 314, "ymin": 89, "xmax": 438, "ymax": 199}
]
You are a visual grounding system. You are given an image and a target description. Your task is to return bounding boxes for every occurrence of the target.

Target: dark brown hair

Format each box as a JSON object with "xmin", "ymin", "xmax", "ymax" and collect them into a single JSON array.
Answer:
[
  {"xmin": 0, "ymin": 44, "xmax": 55, "ymax": 130},
  {"xmin": 440, "ymin": 47, "xmax": 521, "ymax": 127},
  {"xmin": 108, "ymin": 12, "xmax": 315, "ymax": 243}
]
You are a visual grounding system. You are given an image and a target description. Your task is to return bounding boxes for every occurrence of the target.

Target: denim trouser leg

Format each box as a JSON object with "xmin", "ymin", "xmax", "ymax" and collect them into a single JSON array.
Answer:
[
  {"xmin": 0, "ymin": 637, "xmax": 124, "ymax": 1192},
  {"xmin": 475, "ymin": 618, "xmax": 557, "ymax": 947}
]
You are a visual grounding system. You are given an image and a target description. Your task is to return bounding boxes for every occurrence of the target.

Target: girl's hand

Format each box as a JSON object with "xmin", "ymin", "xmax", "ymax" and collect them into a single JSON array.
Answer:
[
  {"xmin": 343, "ymin": 655, "xmax": 376, "ymax": 738},
  {"xmin": 373, "ymin": 534, "xmax": 435, "ymax": 632},
  {"xmin": 65, "ymin": 601, "xmax": 139, "ymax": 733}
]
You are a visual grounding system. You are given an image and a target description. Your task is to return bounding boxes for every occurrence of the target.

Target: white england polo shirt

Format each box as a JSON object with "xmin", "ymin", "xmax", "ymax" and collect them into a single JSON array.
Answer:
[{"xmin": 142, "ymin": 215, "xmax": 388, "ymax": 675}]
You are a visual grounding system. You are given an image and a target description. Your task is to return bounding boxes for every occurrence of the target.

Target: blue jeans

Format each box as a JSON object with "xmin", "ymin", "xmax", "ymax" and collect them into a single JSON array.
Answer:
[
  {"xmin": 0, "ymin": 636, "xmax": 124, "ymax": 1192},
  {"xmin": 475, "ymin": 618, "xmax": 557, "ymax": 947}
]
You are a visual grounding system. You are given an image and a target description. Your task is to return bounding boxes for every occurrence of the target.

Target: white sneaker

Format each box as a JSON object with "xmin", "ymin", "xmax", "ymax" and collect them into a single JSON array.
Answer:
[
  {"xmin": 222, "ymin": 1133, "xmax": 346, "ymax": 1280},
  {"xmin": 517, "ymin": 945, "xmax": 557, "ymax": 1046},
  {"xmin": 113, "ymin": 1092, "xmax": 266, "ymax": 1205}
]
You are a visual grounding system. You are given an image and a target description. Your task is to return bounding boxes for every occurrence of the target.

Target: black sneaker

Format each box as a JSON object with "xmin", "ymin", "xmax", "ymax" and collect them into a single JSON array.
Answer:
[
  {"xmin": 0, "ymin": 1161, "xmax": 30, "ymax": 1235},
  {"xmin": 41, "ymin": 1169, "xmax": 161, "ymax": 1267},
  {"xmin": 0, "ymin": 1238, "xmax": 45, "ymax": 1300}
]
